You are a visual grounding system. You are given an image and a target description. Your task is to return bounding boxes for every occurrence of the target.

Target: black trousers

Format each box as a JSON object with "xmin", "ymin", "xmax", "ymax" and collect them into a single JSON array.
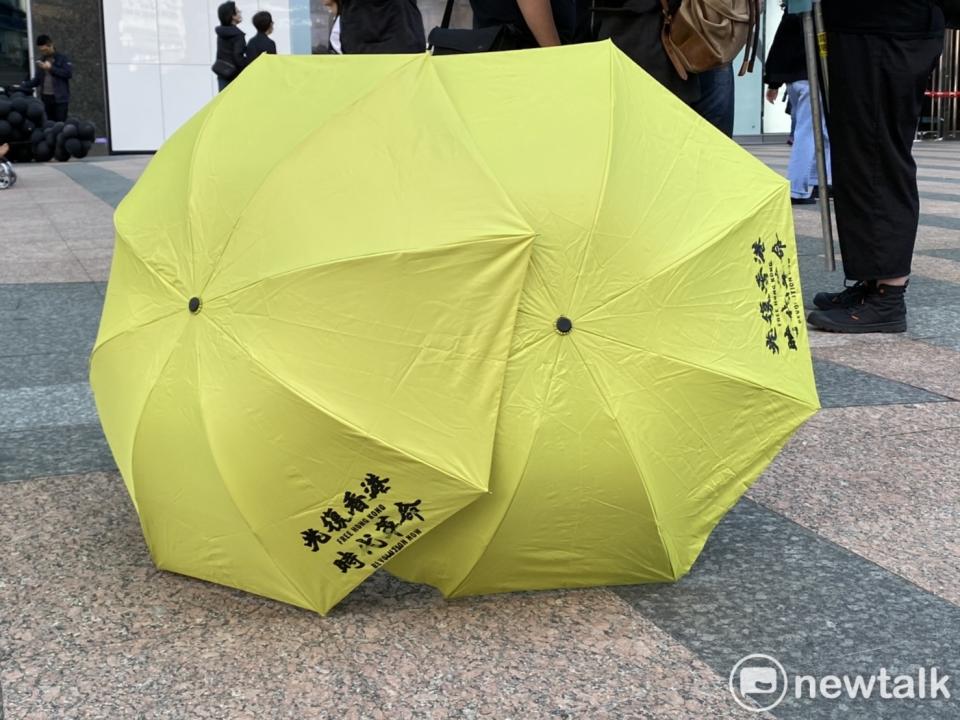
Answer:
[
  {"xmin": 41, "ymin": 94, "xmax": 69, "ymax": 122},
  {"xmin": 826, "ymin": 31, "xmax": 943, "ymax": 281}
]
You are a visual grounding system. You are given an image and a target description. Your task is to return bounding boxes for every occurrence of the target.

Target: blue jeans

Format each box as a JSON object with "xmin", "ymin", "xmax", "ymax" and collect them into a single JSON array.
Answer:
[
  {"xmin": 690, "ymin": 64, "xmax": 735, "ymax": 137},
  {"xmin": 786, "ymin": 80, "xmax": 832, "ymax": 199}
]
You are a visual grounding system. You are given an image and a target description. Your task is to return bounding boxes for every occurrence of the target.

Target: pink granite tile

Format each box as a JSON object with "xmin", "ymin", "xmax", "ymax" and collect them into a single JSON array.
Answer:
[
  {"xmin": 0, "ymin": 258, "xmax": 90, "ymax": 284},
  {"xmin": 749, "ymin": 402, "xmax": 960, "ymax": 606},
  {"xmin": 0, "ymin": 473, "xmax": 757, "ymax": 719},
  {"xmin": 813, "ymin": 340, "xmax": 960, "ymax": 400},
  {"xmin": 910, "ymin": 254, "xmax": 960, "ymax": 284}
]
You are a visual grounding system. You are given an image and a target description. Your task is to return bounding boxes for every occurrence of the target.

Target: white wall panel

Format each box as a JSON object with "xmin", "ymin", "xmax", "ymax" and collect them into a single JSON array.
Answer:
[
  {"xmin": 157, "ymin": 0, "xmax": 216, "ymax": 65},
  {"xmin": 160, "ymin": 65, "xmax": 215, "ymax": 138},
  {"xmin": 103, "ymin": 1, "xmax": 308, "ymax": 150},
  {"xmin": 106, "ymin": 63, "xmax": 164, "ymax": 151},
  {"xmin": 103, "ymin": 0, "xmax": 161, "ymax": 64}
]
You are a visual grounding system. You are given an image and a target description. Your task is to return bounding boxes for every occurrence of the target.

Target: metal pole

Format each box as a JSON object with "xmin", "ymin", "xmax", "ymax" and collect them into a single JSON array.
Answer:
[
  {"xmin": 802, "ymin": 10, "xmax": 835, "ymax": 271},
  {"xmin": 812, "ymin": 0, "xmax": 829, "ymax": 111}
]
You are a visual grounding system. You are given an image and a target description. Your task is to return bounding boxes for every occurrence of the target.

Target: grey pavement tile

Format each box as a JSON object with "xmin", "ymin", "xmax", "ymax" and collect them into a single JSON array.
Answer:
[
  {"xmin": 919, "ymin": 175, "xmax": 960, "ymax": 185},
  {"xmin": 0, "ymin": 472, "xmax": 752, "ymax": 720},
  {"xmin": 919, "ymin": 213, "xmax": 960, "ymax": 231},
  {"xmin": 0, "ymin": 258, "xmax": 91, "ymax": 285},
  {"xmin": 0, "ymin": 423, "xmax": 116, "ymax": 482},
  {"xmin": 750, "ymin": 402, "xmax": 960, "ymax": 607},
  {"xmin": 0, "ymin": 282, "xmax": 104, "ymax": 358},
  {"xmin": 812, "ymin": 358, "xmax": 951, "ymax": 408},
  {"xmin": 615, "ymin": 499, "xmax": 960, "ymax": 719},
  {"xmin": 917, "ymin": 247, "xmax": 960, "ymax": 262},
  {"xmin": 0, "ymin": 352, "xmax": 90, "ymax": 390},
  {"xmin": 0, "ymin": 383, "xmax": 99, "ymax": 432},
  {"xmin": 52, "ymin": 163, "xmax": 135, "ymax": 210},
  {"xmin": 920, "ymin": 191, "xmax": 960, "ymax": 203}
]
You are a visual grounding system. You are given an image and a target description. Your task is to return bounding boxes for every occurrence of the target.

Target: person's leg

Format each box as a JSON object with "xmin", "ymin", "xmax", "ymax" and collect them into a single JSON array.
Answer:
[
  {"xmin": 786, "ymin": 81, "xmax": 816, "ymax": 201},
  {"xmin": 55, "ymin": 103, "xmax": 69, "ymax": 122},
  {"xmin": 689, "ymin": 63, "xmax": 735, "ymax": 137},
  {"xmin": 41, "ymin": 95, "xmax": 58, "ymax": 121},
  {"xmin": 807, "ymin": 31, "xmax": 944, "ymax": 332}
]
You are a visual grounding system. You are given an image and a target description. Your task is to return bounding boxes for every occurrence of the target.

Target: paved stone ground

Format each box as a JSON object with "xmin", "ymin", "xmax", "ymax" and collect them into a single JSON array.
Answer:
[{"xmin": 0, "ymin": 142, "xmax": 958, "ymax": 719}]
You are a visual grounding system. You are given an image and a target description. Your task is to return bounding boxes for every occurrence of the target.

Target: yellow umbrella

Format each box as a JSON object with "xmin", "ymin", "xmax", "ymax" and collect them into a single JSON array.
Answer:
[
  {"xmin": 90, "ymin": 56, "xmax": 535, "ymax": 614},
  {"xmin": 386, "ymin": 43, "xmax": 820, "ymax": 595}
]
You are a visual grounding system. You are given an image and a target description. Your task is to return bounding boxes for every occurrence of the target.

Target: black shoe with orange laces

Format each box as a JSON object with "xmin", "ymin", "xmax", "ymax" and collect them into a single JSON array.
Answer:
[{"xmin": 806, "ymin": 283, "xmax": 907, "ymax": 334}]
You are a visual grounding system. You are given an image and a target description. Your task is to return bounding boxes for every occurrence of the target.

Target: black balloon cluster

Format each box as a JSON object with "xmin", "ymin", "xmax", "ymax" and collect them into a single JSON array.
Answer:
[{"xmin": 0, "ymin": 89, "xmax": 96, "ymax": 163}]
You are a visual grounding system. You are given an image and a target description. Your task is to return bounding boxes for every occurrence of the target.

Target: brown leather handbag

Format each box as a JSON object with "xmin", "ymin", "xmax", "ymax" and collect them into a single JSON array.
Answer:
[{"xmin": 659, "ymin": 0, "xmax": 762, "ymax": 80}]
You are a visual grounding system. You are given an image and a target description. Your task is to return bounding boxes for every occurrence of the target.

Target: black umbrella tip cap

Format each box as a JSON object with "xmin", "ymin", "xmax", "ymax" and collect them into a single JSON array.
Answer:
[
  {"xmin": 555, "ymin": 316, "xmax": 573, "ymax": 335},
  {"xmin": 188, "ymin": 297, "xmax": 202, "ymax": 314}
]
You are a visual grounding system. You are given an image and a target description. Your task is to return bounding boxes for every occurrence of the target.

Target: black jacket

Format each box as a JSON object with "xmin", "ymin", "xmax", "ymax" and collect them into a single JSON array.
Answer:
[
  {"xmin": 246, "ymin": 32, "xmax": 277, "ymax": 64},
  {"xmin": 215, "ymin": 25, "xmax": 247, "ymax": 77},
  {"xmin": 763, "ymin": 14, "xmax": 805, "ymax": 88},
  {"xmin": 471, "ymin": 0, "xmax": 577, "ymax": 45},
  {"xmin": 594, "ymin": 0, "xmax": 699, "ymax": 104},
  {"xmin": 29, "ymin": 52, "xmax": 72, "ymax": 103},
  {"xmin": 823, "ymin": 0, "xmax": 945, "ymax": 37},
  {"xmin": 339, "ymin": 0, "xmax": 426, "ymax": 54}
]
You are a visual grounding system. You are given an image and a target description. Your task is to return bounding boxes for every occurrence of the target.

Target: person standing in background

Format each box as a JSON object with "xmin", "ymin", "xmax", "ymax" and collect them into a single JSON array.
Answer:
[
  {"xmin": 246, "ymin": 11, "xmax": 278, "ymax": 63},
  {"xmin": 471, "ymin": 0, "xmax": 576, "ymax": 47},
  {"xmin": 806, "ymin": 0, "xmax": 944, "ymax": 333},
  {"xmin": 690, "ymin": 64, "xmax": 735, "ymax": 137},
  {"xmin": 28, "ymin": 35, "xmax": 72, "ymax": 122},
  {"xmin": 764, "ymin": 8, "xmax": 831, "ymax": 205},
  {"xmin": 213, "ymin": 2, "xmax": 247, "ymax": 92},
  {"xmin": 339, "ymin": 0, "xmax": 426, "ymax": 53}
]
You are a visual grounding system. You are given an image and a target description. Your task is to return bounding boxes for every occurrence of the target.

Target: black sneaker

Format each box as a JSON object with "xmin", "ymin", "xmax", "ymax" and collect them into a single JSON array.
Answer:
[
  {"xmin": 807, "ymin": 283, "xmax": 907, "ymax": 333},
  {"xmin": 812, "ymin": 280, "xmax": 870, "ymax": 311}
]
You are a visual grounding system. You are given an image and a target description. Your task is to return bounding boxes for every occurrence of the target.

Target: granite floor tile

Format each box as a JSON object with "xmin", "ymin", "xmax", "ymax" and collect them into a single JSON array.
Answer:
[
  {"xmin": 0, "ymin": 259, "xmax": 91, "ymax": 285},
  {"xmin": 0, "ymin": 282, "xmax": 104, "ymax": 358},
  {"xmin": 0, "ymin": 474, "xmax": 753, "ymax": 720},
  {"xmin": 916, "ymin": 247, "xmax": 960, "ymax": 262},
  {"xmin": 812, "ymin": 359, "xmax": 951, "ymax": 408},
  {"xmin": 0, "ymin": 383, "xmax": 99, "ymax": 431},
  {"xmin": 912, "ymin": 253, "xmax": 960, "ymax": 283},
  {"xmin": 0, "ymin": 424, "xmax": 115, "ymax": 482},
  {"xmin": 0, "ymin": 352, "xmax": 90, "ymax": 390},
  {"xmin": 813, "ymin": 340, "xmax": 960, "ymax": 400},
  {"xmin": 52, "ymin": 164, "xmax": 135, "ymax": 209},
  {"xmin": 615, "ymin": 499, "xmax": 960, "ymax": 719},
  {"xmin": 749, "ymin": 402, "xmax": 960, "ymax": 607}
]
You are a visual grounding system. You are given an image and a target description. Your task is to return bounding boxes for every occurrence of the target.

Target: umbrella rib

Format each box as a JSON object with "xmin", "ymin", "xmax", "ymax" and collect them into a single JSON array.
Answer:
[
  {"xmin": 578, "ymin": 186, "xmax": 785, "ymax": 323},
  {"xmin": 182, "ymin": 101, "xmax": 221, "ymax": 290},
  {"xmin": 197, "ymin": 56, "xmax": 423, "ymax": 299},
  {"xmin": 91, "ymin": 305, "xmax": 182, "ymax": 358},
  {"xmin": 566, "ymin": 44, "xmax": 616, "ymax": 314},
  {"xmin": 576, "ymin": 326, "xmax": 819, "ymax": 410},
  {"xmin": 566, "ymin": 339, "xmax": 679, "ymax": 580},
  {"xmin": 202, "ymin": 232, "xmax": 535, "ymax": 309},
  {"xmin": 199, "ymin": 313, "xmax": 478, "ymax": 491},
  {"xmin": 191, "ymin": 337, "xmax": 316, "ymax": 611},
  {"xmin": 448, "ymin": 338, "xmax": 566, "ymax": 596},
  {"xmin": 126, "ymin": 317, "xmax": 193, "ymax": 510}
]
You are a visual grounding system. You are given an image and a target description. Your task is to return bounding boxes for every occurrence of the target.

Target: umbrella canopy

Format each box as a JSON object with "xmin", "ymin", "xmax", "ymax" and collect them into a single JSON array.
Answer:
[
  {"xmin": 90, "ymin": 57, "xmax": 535, "ymax": 614},
  {"xmin": 385, "ymin": 43, "xmax": 820, "ymax": 595}
]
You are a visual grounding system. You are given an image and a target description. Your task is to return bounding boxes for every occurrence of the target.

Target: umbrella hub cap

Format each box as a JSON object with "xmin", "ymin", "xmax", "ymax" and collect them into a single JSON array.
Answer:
[
  {"xmin": 188, "ymin": 297, "xmax": 202, "ymax": 314},
  {"xmin": 555, "ymin": 316, "xmax": 573, "ymax": 335}
]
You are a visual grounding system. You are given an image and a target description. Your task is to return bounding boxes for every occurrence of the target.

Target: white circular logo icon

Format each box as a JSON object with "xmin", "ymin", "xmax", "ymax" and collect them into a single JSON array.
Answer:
[{"xmin": 729, "ymin": 654, "xmax": 788, "ymax": 713}]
